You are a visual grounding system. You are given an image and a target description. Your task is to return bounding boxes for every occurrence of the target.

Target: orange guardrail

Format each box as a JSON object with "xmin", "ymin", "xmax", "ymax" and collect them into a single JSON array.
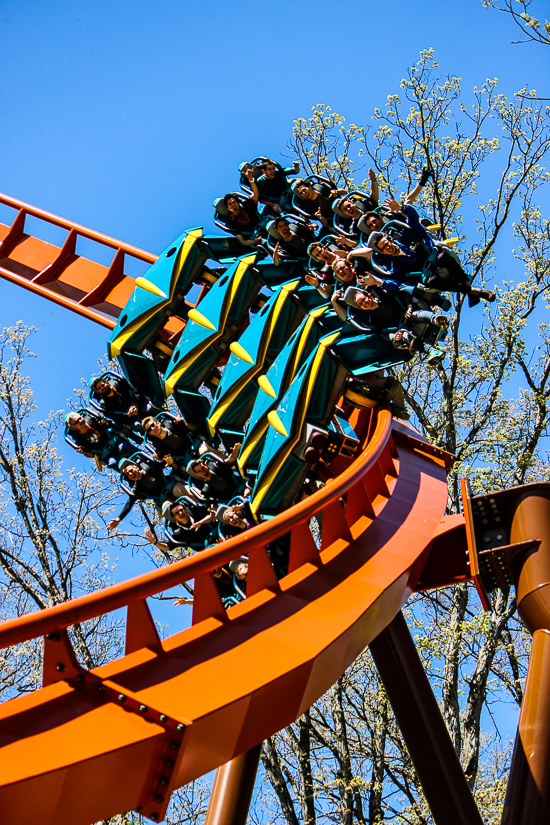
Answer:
[
  {"xmin": 0, "ymin": 192, "xmax": 158, "ymax": 260},
  {"xmin": 0, "ymin": 193, "xmax": 190, "ymax": 340},
  {"xmin": 0, "ymin": 407, "xmax": 393, "ymax": 648}
]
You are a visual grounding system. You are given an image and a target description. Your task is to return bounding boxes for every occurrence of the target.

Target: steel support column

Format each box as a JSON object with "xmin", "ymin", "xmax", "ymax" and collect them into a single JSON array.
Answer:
[
  {"xmin": 502, "ymin": 493, "xmax": 550, "ymax": 825},
  {"xmin": 502, "ymin": 629, "xmax": 550, "ymax": 824},
  {"xmin": 369, "ymin": 610, "xmax": 484, "ymax": 825},
  {"xmin": 204, "ymin": 745, "xmax": 262, "ymax": 825}
]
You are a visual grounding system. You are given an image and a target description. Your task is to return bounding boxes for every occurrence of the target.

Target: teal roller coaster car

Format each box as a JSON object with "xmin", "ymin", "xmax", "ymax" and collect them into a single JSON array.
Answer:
[
  {"xmin": 206, "ymin": 279, "xmax": 305, "ymax": 444},
  {"xmin": 237, "ymin": 306, "xmax": 332, "ymax": 476},
  {"xmin": 108, "ymin": 228, "xmax": 207, "ymax": 359},
  {"xmin": 163, "ymin": 253, "xmax": 262, "ymax": 397},
  {"xmin": 250, "ymin": 330, "xmax": 348, "ymax": 515}
]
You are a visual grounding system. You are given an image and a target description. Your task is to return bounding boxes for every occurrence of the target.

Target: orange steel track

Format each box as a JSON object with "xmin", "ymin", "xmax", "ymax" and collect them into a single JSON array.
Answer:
[
  {"xmin": 0, "ymin": 405, "xmax": 453, "ymax": 825},
  {"xmin": 0, "ymin": 193, "xmax": 190, "ymax": 343}
]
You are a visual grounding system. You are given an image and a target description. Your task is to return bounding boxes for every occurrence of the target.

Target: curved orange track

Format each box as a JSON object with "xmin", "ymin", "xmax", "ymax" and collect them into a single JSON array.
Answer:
[{"xmin": 0, "ymin": 407, "xmax": 451, "ymax": 824}]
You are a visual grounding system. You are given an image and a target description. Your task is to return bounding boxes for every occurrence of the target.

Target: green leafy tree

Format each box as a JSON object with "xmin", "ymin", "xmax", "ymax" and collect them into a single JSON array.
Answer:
[
  {"xmin": 0, "ymin": 323, "xmax": 126, "ymax": 697},
  {"xmin": 254, "ymin": 48, "xmax": 550, "ymax": 824}
]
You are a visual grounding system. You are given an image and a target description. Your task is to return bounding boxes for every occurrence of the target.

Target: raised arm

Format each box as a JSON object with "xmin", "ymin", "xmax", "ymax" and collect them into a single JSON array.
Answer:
[
  {"xmin": 368, "ymin": 168, "xmax": 379, "ymax": 204},
  {"xmin": 145, "ymin": 527, "xmax": 170, "ymax": 553},
  {"xmin": 244, "ymin": 167, "xmax": 260, "ymax": 204},
  {"xmin": 226, "ymin": 441, "xmax": 242, "ymax": 465},
  {"xmin": 107, "ymin": 493, "xmax": 137, "ymax": 531},
  {"xmin": 404, "ymin": 166, "xmax": 433, "ymax": 205},
  {"xmin": 305, "ymin": 271, "xmax": 332, "ymax": 299},
  {"xmin": 331, "ymin": 289, "xmax": 348, "ymax": 322},
  {"xmin": 236, "ymin": 234, "xmax": 262, "ymax": 247},
  {"xmin": 273, "ymin": 242, "xmax": 283, "ymax": 266},
  {"xmin": 347, "ymin": 246, "xmax": 372, "ymax": 260},
  {"xmin": 192, "ymin": 509, "xmax": 217, "ymax": 530}
]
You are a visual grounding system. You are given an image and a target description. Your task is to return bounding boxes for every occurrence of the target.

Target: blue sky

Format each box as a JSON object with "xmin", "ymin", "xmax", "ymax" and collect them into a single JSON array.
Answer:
[
  {"xmin": 1, "ymin": 0, "xmax": 548, "ymax": 748},
  {"xmin": 2, "ymin": 0, "xmax": 547, "ymax": 407}
]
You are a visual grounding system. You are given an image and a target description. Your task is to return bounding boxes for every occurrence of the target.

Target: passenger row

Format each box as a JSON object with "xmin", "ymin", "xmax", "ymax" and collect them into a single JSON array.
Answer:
[
  {"xmin": 64, "ymin": 373, "xmax": 271, "ymax": 607},
  {"xmin": 214, "ymin": 157, "xmax": 495, "ymax": 365}
]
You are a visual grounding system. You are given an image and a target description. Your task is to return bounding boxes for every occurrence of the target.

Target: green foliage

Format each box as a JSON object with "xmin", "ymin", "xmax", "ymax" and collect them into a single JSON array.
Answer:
[
  {"xmin": 0, "ymin": 322, "xmax": 125, "ymax": 691},
  {"xmin": 292, "ymin": 47, "xmax": 550, "ymax": 510},
  {"xmin": 258, "ymin": 48, "xmax": 550, "ymax": 825}
]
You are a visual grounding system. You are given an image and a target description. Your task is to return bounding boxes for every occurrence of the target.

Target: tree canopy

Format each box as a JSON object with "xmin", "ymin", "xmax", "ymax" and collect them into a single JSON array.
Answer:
[{"xmin": 255, "ymin": 47, "xmax": 550, "ymax": 825}]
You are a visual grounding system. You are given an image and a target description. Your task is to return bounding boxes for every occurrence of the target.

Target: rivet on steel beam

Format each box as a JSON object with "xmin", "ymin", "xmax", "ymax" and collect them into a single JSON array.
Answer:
[
  {"xmin": 160, "ymin": 777, "xmax": 169, "ymax": 786},
  {"xmin": 55, "ymin": 663, "xmax": 65, "ymax": 672},
  {"xmin": 497, "ymin": 535, "xmax": 503, "ymax": 540},
  {"xmin": 150, "ymin": 814, "xmax": 159, "ymax": 821},
  {"xmin": 489, "ymin": 498, "xmax": 495, "ymax": 503},
  {"xmin": 118, "ymin": 694, "xmax": 126, "ymax": 702},
  {"xmin": 140, "ymin": 704, "xmax": 148, "ymax": 713},
  {"xmin": 155, "ymin": 795, "xmax": 165, "ymax": 804},
  {"xmin": 176, "ymin": 723, "xmax": 185, "ymax": 732},
  {"xmin": 170, "ymin": 741, "xmax": 180, "ymax": 750},
  {"xmin": 165, "ymin": 759, "xmax": 174, "ymax": 769},
  {"xmin": 97, "ymin": 684, "xmax": 106, "ymax": 693},
  {"xmin": 159, "ymin": 714, "xmax": 167, "ymax": 723},
  {"xmin": 495, "ymin": 516, "xmax": 501, "ymax": 522},
  {"xmin": 482, "ymin": 519, "xmax": 488, "ymax": 525},
  {"xmin": 136, "ymin": 807, "xmax": 142, "ymax": 812},
  {"xmin": 76, "ymin": 674, "xmax": 85, "ymax": 683}
]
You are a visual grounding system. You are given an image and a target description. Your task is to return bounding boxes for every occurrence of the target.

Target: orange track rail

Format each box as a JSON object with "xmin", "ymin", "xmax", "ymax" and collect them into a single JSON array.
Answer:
[
  {"xmin": 0, "ymin": 407, "xmax": 451, "ymax": 824},
  {"xmin": 0, "ymin": 193, "xmax": 188, "ymax": 342}
]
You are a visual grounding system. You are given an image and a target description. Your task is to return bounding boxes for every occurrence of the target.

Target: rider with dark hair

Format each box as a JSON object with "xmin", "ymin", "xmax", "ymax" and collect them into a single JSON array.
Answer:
[
  {"xmin": 272, "ymin": 217, "xmax": 316, "ymax": 264},
  {"xmin": 186, "ymin": 442, "xmax": 243, "ymax": 504},
  {"xmin": 90, "ymin": 374, "xmax": 151, "ymax": 424},
  {"xmin": 256, "ymin": 159, "xmax": 300, "ymax": 212},
  {"xmin": 367, "ymin": 205, "xmax": 496, "ymax": 305},
  {"xmin": 145, "ymin": 498, "xmax": 216, "ymax": 552},
  {"xmin": 142, "ymin": 414, "xmax": 196, "ymax": 462},
  {"xmin": 107, "ymin": 454, "xmax": 186, "ymax": 531},
  {"xmin": 294, "ymin": 179, "xmax": 338, "ymax": 220},
  {"xmin": 336, "ymin": 286, "xmax": 447, "ymax": 365},
  {"xmin": 223, "ymin": 168, "xmax": 263, "ymax": 246}
]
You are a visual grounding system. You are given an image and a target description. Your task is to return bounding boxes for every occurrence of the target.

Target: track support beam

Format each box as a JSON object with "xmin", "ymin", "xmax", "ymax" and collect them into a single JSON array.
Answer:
[
  {"xmin": 502, "ymin": 492, "xmax": 550, "ymax": 825},
  {"xmin": 204, "ymin": 745, "xmax": 262, "ymax": 825},
  {"xmin": 369, "ymin": 611, "xmax": 484, "ymax": 825}
]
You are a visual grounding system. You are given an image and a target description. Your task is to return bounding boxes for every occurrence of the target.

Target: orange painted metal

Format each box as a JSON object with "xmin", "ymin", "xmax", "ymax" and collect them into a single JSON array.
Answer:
[
  {"xmin": 460, "ymin": 477, "xmax": 491, "ymax": 610},
  {"xmin": 204, "ymin": 746, "xmax": 263, "ymax": 825},
  {"xmin": 370, "ymin": 611, "xmax": 484, "ymax": 825},
  {"xmin": 0, "ymin": 410, "xmax": 451, "ymax": 824},
  {"xmin": 502, "ymin": 492, "xmax": 550, "ymax": 824},
  {"xmin": 446, "ymin": 483, "xmax": 550, "ymax": 824},
  {"xmin": 502, "ymin": 628, "xmax": 550, "ymax": 825},
  {"xmin": 414, "ymin": 514, "xmax": 471, "ymax": 591},
  {"xmin": 0, "ymin": 193, "xmax": 158, "ymax": 258},
  {"xmin": 0, "ymin": 192, "xmax": 187, "ymax": 342}
]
